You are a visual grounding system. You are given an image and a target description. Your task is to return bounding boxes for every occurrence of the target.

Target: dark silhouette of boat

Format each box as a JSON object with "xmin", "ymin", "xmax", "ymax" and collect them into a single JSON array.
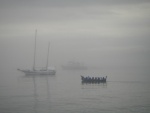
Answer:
[{"xmin": 81, "ymin": 75, "xmax": 107, "ymax": 84}]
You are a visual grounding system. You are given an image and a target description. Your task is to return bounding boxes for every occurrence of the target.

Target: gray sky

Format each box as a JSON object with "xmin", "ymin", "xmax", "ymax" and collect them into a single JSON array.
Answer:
[
  {"xmin": 0, "ymin": 0, "xmax": 150, "ymax": 38},
  {"xmin": 0, "ymin": 0, "xmax": 150, "ymax": 76}
]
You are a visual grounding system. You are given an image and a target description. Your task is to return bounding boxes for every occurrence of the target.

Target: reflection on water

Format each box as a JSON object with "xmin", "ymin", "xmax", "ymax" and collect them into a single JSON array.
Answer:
[
  {"xmin": 32, "ymin": 76, "xmax": 38, "ymax": 113},
  {"xmin": 81, "ymin": 81, "xmax": 107, "ymax": 85},
  {"xmin": 30, "ymin": 75, "xmax": 53, "ymax": 113},
  {"xmin": 0, "ymin": 69, "xmax": 150, "ymax": 113}
]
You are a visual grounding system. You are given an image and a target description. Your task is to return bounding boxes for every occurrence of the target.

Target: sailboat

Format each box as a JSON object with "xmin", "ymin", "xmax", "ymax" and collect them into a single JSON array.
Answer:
[{"xmin": 18, "ymin": 30, "xmax": 56, "ymax": 75}]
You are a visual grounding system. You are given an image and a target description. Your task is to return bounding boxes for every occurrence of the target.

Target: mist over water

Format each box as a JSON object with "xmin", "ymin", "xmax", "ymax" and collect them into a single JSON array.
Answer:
[
  {"xmin": 0, "ymin": 67, "xmax": 150, "ymax": 113},
  {"xmin": 1, "ymin": 0, "xmax": 150, "ymax": 112},
  {"xmin": 0, "ymin": 36, "xmax": 150, "ymax": 113},
  {"xmin": 0, "ymin": 36, "xmax": 149, "ymax": 81}
]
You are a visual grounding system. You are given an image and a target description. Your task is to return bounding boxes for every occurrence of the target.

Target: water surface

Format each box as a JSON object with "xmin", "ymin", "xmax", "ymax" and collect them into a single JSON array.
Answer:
[{"xmin": 0, "ymin": 69, "xmax": 150, "ymax": 113}]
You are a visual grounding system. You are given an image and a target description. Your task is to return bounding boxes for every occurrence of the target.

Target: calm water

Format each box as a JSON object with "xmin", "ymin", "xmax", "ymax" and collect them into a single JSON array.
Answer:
[{"xmin": 0, "ymin": 69, "xmax": 150, "ymax": 113}]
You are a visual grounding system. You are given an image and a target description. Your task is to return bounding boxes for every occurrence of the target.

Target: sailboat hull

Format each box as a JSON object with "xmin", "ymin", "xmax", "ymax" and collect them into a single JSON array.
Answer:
[{"xmin": 18, "ymin": 69, "xmax": 56, "ymax": 75}]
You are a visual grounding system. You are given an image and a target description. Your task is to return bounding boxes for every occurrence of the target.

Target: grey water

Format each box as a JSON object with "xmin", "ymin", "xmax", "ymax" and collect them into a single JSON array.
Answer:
[
  {"xmin": 0, "ymin": 68, "xmax": 150, "ymax": 113},
  {"xmin": 0, "ymin": 37, "xmax": 150, "ymax": 113}
]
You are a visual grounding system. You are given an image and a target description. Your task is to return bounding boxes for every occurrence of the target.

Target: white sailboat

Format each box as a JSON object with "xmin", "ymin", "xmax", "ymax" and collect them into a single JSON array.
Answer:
[{"xmin": 18, "ymin": 30, "xmax": 56, "ymax": 75}]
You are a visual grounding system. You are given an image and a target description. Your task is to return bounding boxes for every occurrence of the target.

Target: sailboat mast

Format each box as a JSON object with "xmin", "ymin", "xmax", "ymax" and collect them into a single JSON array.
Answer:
[
  {"xmin": 33, "ymin": 30, "xmax": 37, "ymax": 71},
  {"xmin": 46, "ymin": 42, "xmax": 50, "ymax": 70}
]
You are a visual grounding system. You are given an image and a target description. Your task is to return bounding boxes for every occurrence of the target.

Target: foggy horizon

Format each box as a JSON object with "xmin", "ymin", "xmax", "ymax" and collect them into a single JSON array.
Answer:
[
  {"xmin": 0, "ymin": 1, "xmax": 150, "ymax": 113},
  {"xmin": 0, "ymin": 0, "xmax": 150, "ymax": 82}
]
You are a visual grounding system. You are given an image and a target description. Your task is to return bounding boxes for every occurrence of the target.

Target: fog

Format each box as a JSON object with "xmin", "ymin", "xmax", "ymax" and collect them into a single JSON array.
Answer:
[
  {"xmin": 0, "ymin": 36, "xmax": 150, "ymax": 80},
  {"xmin": 0, "ymin": 0, "xmax": 150, "ymax": 80},
  {"xmin": 1, "ymin": 1, "xmax": 150, "ymax": 113}
]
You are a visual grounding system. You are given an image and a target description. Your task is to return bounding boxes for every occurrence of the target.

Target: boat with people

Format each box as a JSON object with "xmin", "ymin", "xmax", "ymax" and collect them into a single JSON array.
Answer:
[
  {"xmin": 81, "ymin": 75, "xmax": 107, "ymax": 84},
  {"xmin": 17, "ymin": 30, "xmax": 56, "ymax": 75}
]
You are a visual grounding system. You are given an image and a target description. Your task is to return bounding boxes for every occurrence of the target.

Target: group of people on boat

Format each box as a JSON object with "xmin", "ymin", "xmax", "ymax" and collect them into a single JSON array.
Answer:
[{"xmin": 81, "ymin": 75, "xmax": 107, "ymax": 83}]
